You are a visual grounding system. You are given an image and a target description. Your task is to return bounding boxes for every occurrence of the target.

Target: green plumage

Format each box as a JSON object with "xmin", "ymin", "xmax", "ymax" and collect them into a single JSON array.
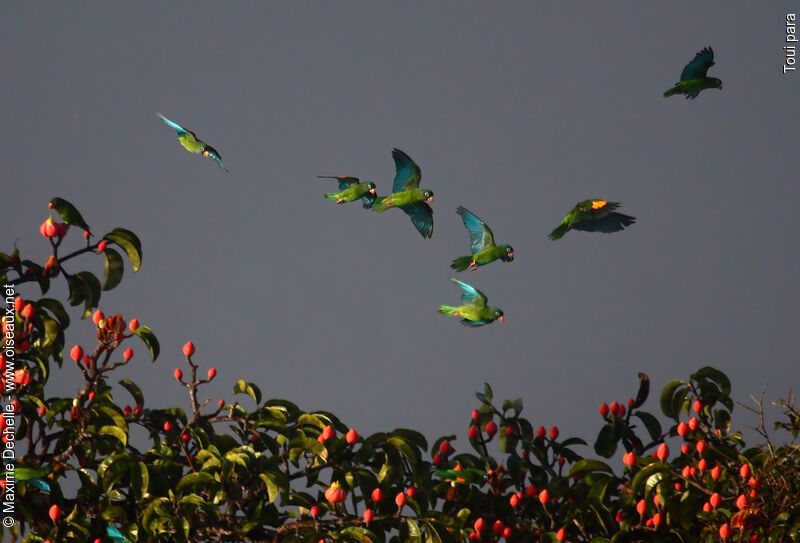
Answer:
[
  {"xmin": 371, "ymin": 149, "xmax": 434, "ymax": 238},
  {"xmin": 318, "ymin": 176, "xmax": 377, "ymax": 208},
  {"xmin": 49, "ymin": 197, "xmax": 92, "ymax": 234},
  {"xmin": 548, "ymin": 200, "xmax": 636, "ymax": 241},
  {"xmin": 664, "ymin": 47, "xmax": 722, "ymax": 100},
  {"xmin": 451, "ymin": 206, "xmax": 514, "ymax": 271},
  {"xmin": 438, "ymin": 278, "xmax": 504, "ymax": 327},
  {"xmin": 157, "ymin": 113, "xmax": 227, "ymax": 171}
]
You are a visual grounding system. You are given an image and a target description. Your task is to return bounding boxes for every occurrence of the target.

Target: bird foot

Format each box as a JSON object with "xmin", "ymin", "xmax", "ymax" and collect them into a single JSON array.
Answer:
[
  {"xmin": 468, "ymin": 262, "xmax": 478, "ymax": 271},
  {"xmin": 385, "ymin": 201, "xmax": 394, "ymax": 208},
  {"xmin": 336, "ymin": 199, "xmax": 345, "ymax": 205}
]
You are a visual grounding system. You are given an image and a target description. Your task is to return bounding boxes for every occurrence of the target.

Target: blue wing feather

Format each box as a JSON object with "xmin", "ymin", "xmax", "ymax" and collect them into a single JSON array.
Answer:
[
  {"xmin": 107, "ymin": 525, "xmax": 130, "ymax": 543},
  {"xmin": 456, "ymin": 206, "xmax": 494, "ymax": 253},
  {"xmin": 156, "ymin": 112, "xmax": 192, "ymax": 137},
  {"xmin": 318, "ymin": 176, "xmax": 360, "ymax": 191},
  {"xmin": 680, "ymin": 47, "xmax": 714, "ymax": 81},
  {"xmin": 28, "ymin": 478, "xmax": 51, "ymax": 493},
  {"xmin": 449, "ymin": 277, "xmax": 487, "ymax": 307},
  {"xmin": 391, "ymin": 148, "xmax": 422, "ymax": 193},
  {"xmin": 401, "ymin": 201, "xmax": 433, "ymax": 238}
]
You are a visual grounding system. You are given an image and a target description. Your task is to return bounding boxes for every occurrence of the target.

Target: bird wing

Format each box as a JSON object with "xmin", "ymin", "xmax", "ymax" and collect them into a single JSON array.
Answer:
[
  {"xmin": 572, "ymin": 212, "xmax": 636, "ymax": 233},
  {"xmin": 391, "ymin": 148, "xmax": 422, "ymax": 192},
  {"xmin": 203, "ymin": 145, "xmax": 228, "ymax": 171},
  {"xmin": 157, "ymin": 112, "xmax": 197, "ymax": 141},
  {"xmin": 401, "ymin": 201, "xmax": 434, "ymax": 238},
  {"xmin": 449, "ymin": 277, "xmax": 487, "ymax": 308},
  {"xmin": 318, "ymin": 176, "xmax": 360, "ymax": 191},
  {"xmin": 680, "ymin": 47, "xmax": 714, "ymax": 81},
  {"xmin": 456, "ymin": 206, "xmax": 495, "ymax": 253},
  {"xmin": 361, "ymin": 191, "xmax": 377, "ymax": 209},
  {"xmin": 461, "ymin": 318, "xmax": 490, "ymax": 327}
]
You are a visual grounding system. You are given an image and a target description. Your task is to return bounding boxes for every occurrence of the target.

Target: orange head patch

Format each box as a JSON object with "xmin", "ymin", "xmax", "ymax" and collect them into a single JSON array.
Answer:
[{"xmin": 591, "ymin": 200, "xmax": 608, "ymax": 210}]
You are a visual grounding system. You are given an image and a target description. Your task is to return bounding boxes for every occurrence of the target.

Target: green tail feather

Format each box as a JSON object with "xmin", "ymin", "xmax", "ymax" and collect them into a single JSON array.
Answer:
[
  {"xmin": 548, "ymin": 223, "xmax": 569, "ymax": 241},
  {"xmin": 438, "ymin": 305, "xmax": 457, "ymax": 316},
  {"xmin": 663, "ymin": 85, "xmax": 680, "ymax": 97},
  {"xmin": 450, "ymin": 256, "xmax": 472, "ymax": 272},
  {"xmin": 324, "ymin": 193, "xmax": 338, "ymax": 200}
]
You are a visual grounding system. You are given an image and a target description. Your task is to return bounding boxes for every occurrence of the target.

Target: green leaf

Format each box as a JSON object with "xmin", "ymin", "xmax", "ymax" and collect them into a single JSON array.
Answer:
[
  {"xmin": 104, "ymin": 228, "xmax": 142, "ymax": 272},
  {"xmin": 483, "ymin": 383, "xmax": 493, "ymax": 403},
  {"xmin": 400, "ymin": 519, "xmax": 422, "ymax": 543},
  {"xmin": 233, "ymin": 380, "xmax": 262, "ymax": 404},
  {"xmin": 594, "ymin": 423, "xmax": 617, "ymax": 458},
  {"xmin": 132, "ymin": 326, "xmax": 160, "ymax": 362},
  {"xmin": 175, "ymin": 472, "xmax": 216, "ymax": 494},
  {"xmin": 632, "ymin": 372, "xmax": 650, "ymax": 408},
  {"xmin": 37, "ymin": 298, "xmax": 70, "ymax": 328},
  {"xmin": 67, "ymin": 274, "xmax": 88, "ymax": 306},
  {"xmin": 99, "ymin": 425, "xmax": 128, "ymax": 446},
  {"xmin": 75, "ymin": 271, "xmax": 102, "ymax": 312},
  {"xmin": 131, "ymin": 462, "xmax": 149, "ymax": 499},
  {"xmin": 50, "ymin": 197, "xmax": 92, "ymax": 233},
  {"xmin": 633, "ymin": 412, "xmax": 663, "ymax": 442},
  {"xmin": 387, "ymin": 436, "xmax": 421, "ymax": 471},
  {"xmin": 631, "ymin": 463, "xmax": 670, "ymax": 497},
  {"xmin": 692, "ymin": 366, "xmax": 731, "ymax": 396},
  {"xmin": 568, "ymin": 459, "xmax": 615, "ymax": 477},
  {"xmin": 118, "ymin": 379, "xmax": 144, "ymax": 406},
  {"xmin": 102, "ymin": 248, "xmax": 125, "ymax": 291},
  {"xmin": 660, "ymin": 380, "xmax": 685, "ymax": 419}
]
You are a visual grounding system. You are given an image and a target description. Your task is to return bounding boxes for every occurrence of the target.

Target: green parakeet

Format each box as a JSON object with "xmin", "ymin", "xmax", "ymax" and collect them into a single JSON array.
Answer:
[
  {"xmin": 451, "ymin": 206, "xmax": 514, "ymax": 272},
  {"xmin": 548, "ymin": 200, "xmax": 635, "ymax": 241},
  {"xmin": 372, "ymin": 149, "xmax": 434, "ymax": 238},
  {"xmin": 49, "ymin": 197, "xmax": 91, "ymax": 234},
  {"xmin": 318, "ymin": 176, "xmax": 377, "ymax": 208},
  {"xmin": 157, "ymin": 113, "xmax": 228, "ymax": 171},
  {"xmin": 438, "ymin": 277, "xmax": 504, "ymax": 327},
  {"xmin": 664, "ymin": 47, "xmax": 722, "ymax": 99}
]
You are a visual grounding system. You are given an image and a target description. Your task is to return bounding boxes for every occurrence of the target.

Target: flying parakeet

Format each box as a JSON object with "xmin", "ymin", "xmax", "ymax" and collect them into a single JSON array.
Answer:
[
  {"xmin": 663, "ymin": 47, "xmax": 722, "ymax": 99},
  {"xmin": 157, "ymin": 113, "xmax": 227, "ymax": 171},
  {"xmin": 318, "ymin": 176, "xmax": 377, "ymax": 208},
  {"xmin": 451, "ymin": 206, "xmax": 514, "ymax": 272},
  {"xmin": 438, "ymin": 277, "xmax": 504, "ymax": 327},
  {"xmin": 372, "ymin": 149, "xmax": 434, "ymax": 238},
  {"xmin": 548, "ymin": 200, "xmax": 636, "ymax": 241}
]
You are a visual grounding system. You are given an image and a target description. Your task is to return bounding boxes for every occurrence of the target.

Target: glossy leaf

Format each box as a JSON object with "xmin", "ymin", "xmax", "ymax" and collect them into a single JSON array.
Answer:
[
  {"xmin": 102, "ymin": 247, "xmax": 125, "ymax": 290},
  {"xmin": 133, "ymin": 325, "xmax": 160, "ymax": 361},
  {"xmin": 104, "ymin": 228, "xmax": 143, "ymax": 271}
]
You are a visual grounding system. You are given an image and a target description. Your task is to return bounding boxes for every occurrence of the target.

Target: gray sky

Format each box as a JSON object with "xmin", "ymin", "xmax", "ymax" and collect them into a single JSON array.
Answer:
[{"xmin": 3, "ymin": 3, "xmax": 798, "ymax": 448}]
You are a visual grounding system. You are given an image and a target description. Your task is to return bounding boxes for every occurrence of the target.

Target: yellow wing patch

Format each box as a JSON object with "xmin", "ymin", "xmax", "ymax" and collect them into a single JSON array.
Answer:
[{"xmin": 591, "ymin": 200, "xmax": 608, "ymax": 210}]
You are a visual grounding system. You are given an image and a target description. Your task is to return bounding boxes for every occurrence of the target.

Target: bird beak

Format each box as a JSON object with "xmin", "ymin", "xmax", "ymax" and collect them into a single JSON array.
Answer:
[
  {"xmin": 369, "ymin": 188, "xmax": 376, "ymax": 195},
  {"xmin": 497, "ymin": 316, "xmax": 504, "ymax": 323},
  {"xmin": 203, "ymin": 151, "xmax": 210, "ymax": 157},
  {"xmin": 508, "ymin": 252, "xmax": 514, "ymax": 259},
  {"xmin": 427, "ymin": 196, "xmax": 434, "ymax": 202}
]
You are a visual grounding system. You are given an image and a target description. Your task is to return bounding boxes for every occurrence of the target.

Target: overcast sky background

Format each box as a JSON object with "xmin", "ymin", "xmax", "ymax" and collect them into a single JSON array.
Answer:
[{"xmin": 4, "ymin": 3, "xmax": 798, "ymax": 452}]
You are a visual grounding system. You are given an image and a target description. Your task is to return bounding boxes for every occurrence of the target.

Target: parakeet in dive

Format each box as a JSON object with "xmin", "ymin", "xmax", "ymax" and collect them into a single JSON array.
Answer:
[
  {"xmin": 372, "ymin": 149, "xmax": 434, "ymax": 238},
  {"xmin": 663, "ymin": 47, "xmax": 722, "ymax": 99},
  {"xmin": 548, "ymin": 200, "xmax": 636, "ymax": 241},
  {"xmin": 157, "ymin": 113, "xmax": 227, "ymax": 171},
  {"xmin": 451, "ymin": 206, "xmax": 514, "ymax": 271},
  {"xmin": 438, "ymin": 277, "xmax": 504, "ymax": 327},
  {"xmin": 318, "ymin": 176, "xmax": 377, "ymax": 208}
]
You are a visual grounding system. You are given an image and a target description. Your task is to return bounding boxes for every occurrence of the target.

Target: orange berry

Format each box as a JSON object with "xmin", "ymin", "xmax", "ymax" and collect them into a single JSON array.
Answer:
[
  {"xmin": 710, "ymin": 493, "xmax": 721, "ymax": 508},
  {"xmin": 599, "ymin": 403, "xmax": 609, "ymax": 417},
  {"xmin": 549, "ymin": 426, "xmax": 560, "ymax": 439},
  {"xmin": 395, "ymin": 491, "xmax": 407, "ymax": 507},
  {"xmin": 371, "ymin": 488, "xmax": 383, "ymax": 502},
  {"xmin": 736, "ymin": 494, "xmax": 748, "ymax": 510},
  {"xmin": 719, "ymin": 523, "xmax": 731, "ymax": 539},
  {"xmin": 556, "ymin": 527, "xmax": 566, "ymax": 541},
  {"xmin": 128, "ymin": 318, "xmax": 140, "ymax": 331},
  {"xmin": 492, "ymin": 520, "xmax": 504, "ymax": 535},
  {"xmin": 92, "ymin": 309, "xmax": 105, "ymax": 325},
  {"xmin": 536, "ymin": 426, "xmax": 546, "ymax": 438},
  {"xmin": 652, "ymin": 512, "xmax": 662, "ymax": 526},
  {"xmin": 696, "ymin": 440, "xmax": 706, "ymax": 454},
  {"xmin": 485, "ymin": 420, "xmax": 498, "ymax": 437},
  {"xmin": 636, "ymin": 499, "xmax": 646, "ymax": 515},
  {"xmin": 13, "ymin": 297, "xmax": 24, "ymax": 312},
  {"xmin": 698, "ymin": 458, "xmax": 707, "ymax": 471},
  {"xmin": 174, "ymin": 368, "xmax": 183, "ymax": 380},
  {"xmin": 163, "ymin": 421, "xmax": 172, "ymax": 432},
  {"xmin": 182, "ymin": 342, "xmax": 195, "ymax": 356},
  {"xmin": 538, "ymin": 489, "xmax": 549, "ymax": 504},
  {"xmin": 623, "ymin": 451, "xmax": 636, "ymax": 467},
  {"xmin": 676, "ymin": 422, "xmax": 689, "ymax": 437},
  {"xmin": 48, "ymin": 504, "xmax": 61, "ymax": 521},
  {"xmin": 324, "ymin": 482, "xmax": 347, "ymax": 504},
  {"xmin": 739, "ymin": 464, "xmax": 751, "ymax": 479},
  {"xmin": 702, "ymin": 501, "xmax": 712, "ymax": 512},
  {"xmin": 468, "ymin": 425, "xmax": 480, "ymax": 440},
  {"xmin": 509, "ymin": 494, "xmax": 520, "ymax": 507},
  {"xmin": 345, "ymin": 428, "xmax": 359, "ymax": 444},
  {"xmin": 693, "ymin": 400, "xmax": 702, "ymax": 413},
  {"xmin": 310, "ymin": 505, "xmax": 319, "ymax": 517},
  {"xmin": 21, "ymin": 303, "xmax": 34, "ymax": 319},
  {"xmin": 207, "ymin": 367, "xmax": 217, "ymax": 380},
  {"xmin": 656, "ymin": 443, "xmax": 669, "ymax": 461},
  {"xmin": 363, "ymin": 508, "xmax": 374, "ymax": 523},
  {"xmin": 123, "ymin": 348, "xmax": 133, "ymax": 361},
  {"xmin": 711, "ymin": 464, "xmax": 721, "ymax": 480},
  {"xmin": 70, "ymin": 345, "xmax": 84, "ymax": 362},
  {"xmin": 473, "ymin": 517, "xmax": 486, "ymax": 533}
]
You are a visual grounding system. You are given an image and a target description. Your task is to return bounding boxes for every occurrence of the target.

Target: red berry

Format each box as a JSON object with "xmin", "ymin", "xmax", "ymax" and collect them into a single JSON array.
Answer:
[
  {"xmin": 748, "ymin": 476, "xmax": 759, "ymax": 488},
  {"xmin": 609, "ymin": 401, "xmax": 619, "ymax": 415},
  {"xmin": 525, "ymin": 485, "xmax": 537, "ymax": 498},
  {"xmin": 739, "ymin": 464, "xmax": 751, "ymax": 479},
  {"xmin": 433, "ymin": 453, "xmax": 443, "ymax": 466},
  {"xmin": 439, "ymin": 440, "xmax": 455, "ymax": 455},
  {"xmin": 346, "ymin": 428, "xmax": 358, "ymax": 444},
  {"xmin": 599, "ymin": 403, "xmax": 610, "ymax": 417},
  {"xmin": 711, "ymin": 464, "xmax": 721, "ymax": 480},
  {"xmin": 556, "ymin": 527, "xmax": 565, "ymax": 541},
  {"xmin": 13, "ymin": 297, "xmax": 24, "ymax": 312},
  {"xmin": 371, "ymin": 488, "xmax": 383, "ymax": 503},
  {"xmin": 557, "ymin": 456, "xmax": 565, "ymax": 466},
  {"xmin": 688, "ymin": 417, "xmax": 698, "ymax": 431},
  {"xmin": 689, "ymin": 467, "xmax": 697, "ymax": 476},
  {"xmin": 652, "ymin": 512, "xmax": 662, "ymax": 526},
  {"xmin": 698, "ymin": 458, "xmax": 707, "ymax": 471},
  {"xmin": 536, "ymin": 426, "xmax": 546, "ymax": 438},
  {"xmin": 485, "ymin": 420, "xmax": 498, "ymax": 437},
  {"xmin": 509, "ymin": 494, "xmax": 520, "ymax": 507},
  {"xmin": 123, "ymin": 405, "xmax": 132, "ymax": 415},
  {"xmin": 473, "ymin": 518, "xmax": 486, "ymax": 533},
  {"xmin": 492, "ymin": 520, "xmax": 504, "ymax": 536},
  {"xmin": 627, "ymin": 398, "xmax": 635, "ymax": 408},
  {"xmin": 321, "ymin": 425, "xmax": 334, "ymax": 441},
  {"xmin": 623, "ymin": 451, "xmax": 636, "ymax": 467},
  {"xmin": 636, "ymin": 499, "xmax": 646, "ymax": 515},
  {"xmin": 310, "ymin": 505, "xmax": 319, "ymax": 517},
  {"xmin": 92, "ymin": 309, "xmax": 105, "ymax": 325},
  {"xmin": 97, "ymin": 240, "xmax": 107, "ymax": 252},
  {"xmin": 251, "ymin": 434, "xmax": 259, "ymax": 444},
  {"xmin": 48, "ymin": 504, "xmax": 61, "ymax": 521},
  {"xmin": 674, "ymin": 482, "xmax": 682, "ymax": 490},
  {"xmin": 395, "ymin": 491, "xmax": 407, "ymax": 507},
  {"xmin": 363, "ymin": 508, "xmax": 374, "ymax": 523},
  {"xmin": 719, "ymin": 523, "xmax": 731, "ymax": 539},
  {"xmin": 133, "ymin": 405, "xmax": 143, "ymax": 417},
  {"xmin": 207, "ymin": 367, "xmax": 217, "ymax": 380},
  {"xmin": 182, "ymin": 341, "xmax": 195, "ymax": 356},
  {"xmin": 21, "ymin": 303, "xmax": 34, "ymax": 319},
  {"xmin": 38, "ymin": 405, "xmax": 46, "ymax": 415},
  {"xmin": 615, "ymin": 510, "xmax": 623, "ymax": 523},
  {"xmin": 502, "ymin": 527, "xmax": 512, "ymax": 539},
  {"xmin": 681, "ymin": 465, "xmax": 691, "ymax": 478},
  {"xmin": 736, "ymin": 494, "xmax": 748, "ymax": 510},
  {"xmin": 181, "ymin": 433, "xmax": 190, "ymax": 442},
  {"xmin": 82, "ymin": 355, "xmax": 91, "ymax": 366},
  {"xmin": 549, "ymin": 426, "xmax": 559, "ymax": 440},
  {"xmin": 70, "ymin": 345, "xmax": 84, "ymax": 362},
  {"xmin": 123, "ymin": 347, "xmax": 133, "ymax": 361},
  {"xmin": 710, "ymin": 493, "xmax": 721, "ymax": 508},
  {"xmin": 325, "ymin": 482, "xmax": 347, "ymax": 504},
  {"xmin": 681, "ymin": 444, "xmax": 690, "ymax": 455},
  {"xmin": 676, "ymin": 422, "xmax": 689, "ymax": 437},
  {"xmin": 618, "ymin": 405, "xmax": 626, "ymax": 417},
  {"xmin": 468, "ymin": 425, "xmax": 480, "ymax": 440},
  {"xmin": 218, "ymin": 399, "xmax": 225, "ymax": 408},
  {"xmin": 696, "ymin": 440, "xmax": 706, "ymax": 454},
  {"xmin": 174, "ymin": 368, "xmax": 183, "ymax": 380},
  {"xmin": 538, "ymin": 489, "xmax": 549, "ymax": 504},
  {"xmin": 702, "ymin": 501, "xmax": 712, "ymax": 512},
  {"xmin": 656, "ymin": 443, "xmax": 669, "ymax": 461},
  {"xmin": 406, "ymin": 487, "xmax": 416, "ymax": 497},
  {"xmin": 40, "ymin": 218, "xmax": 57, "ymax": 238},
  {"xmin": 693, "ymin": 400, "xmax": 702, "ymax": 413},
  {"xmin": 128, "ymin": 318, "xmax": 140, "ymax": 331},
  {"xmin": 88, "ymin": 391, "xmax": 95, "ymax": 402},
  {"xmin": 505, "ymin": 425, "xmax": 515, "ymax": 436},
  {"xmin": 83, "ymin": 230, "xmax": 90, "ymax": 239},
  {"xmin": 472, "ymin": 409, "xmax": 479, "ymax": 419},
  {"xmin": 163, "ymin": 421, "xmax": 172, "ymax": 432},
  {"xmin": 469, "ymin": 532, "xmax": 479, "ymax": 541}
]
